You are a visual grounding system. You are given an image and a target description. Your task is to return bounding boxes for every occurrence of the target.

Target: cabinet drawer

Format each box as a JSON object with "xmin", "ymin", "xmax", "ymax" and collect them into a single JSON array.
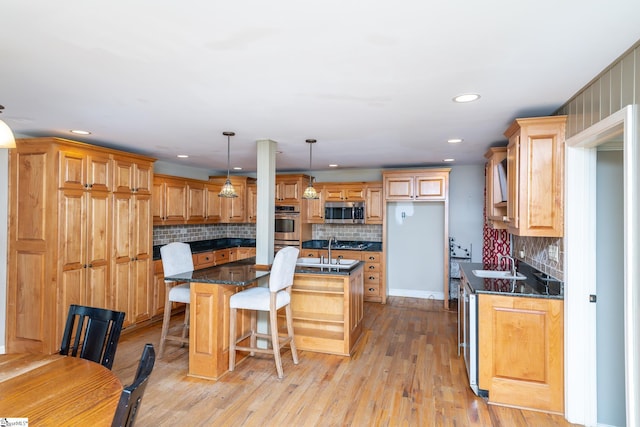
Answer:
[
  {"xmin": 300, "ymin": 250, "xmax": 319, "ymax": 258},
  {"xmin": 364, "ymin": 272, "xmax": 380, "ymax": 284},
  {"xmin": 214, "ymin": 249, "xmax": 229, "ymax": 264},
  {"xmin": 195, "ymin": 251, "xmax": 215, "ymax": 268},
  {"xmin": 364, "ymin": 284, "xmax": 380, "ymax": 298},
  {"xmin": 364, "ymin": 263, "xmax": 380, "ymax": 273},
  {"xmin": 362, "ymin": 252, "xmax": 381, "ymax": 263}
]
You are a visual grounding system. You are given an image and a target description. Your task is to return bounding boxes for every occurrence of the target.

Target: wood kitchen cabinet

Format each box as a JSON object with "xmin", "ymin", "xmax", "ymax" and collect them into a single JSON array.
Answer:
[
  {"xmin": 186, "ymin": 180, "xmax": 206, "ymax": 224},
  {"xmin": 246, "ymin": 181, "xmax": 257, "ymax": 223},
  {"xmin": 6, "ymin": 137, "xmax": 155, "ymax": 354},
  {"xmin": 324, "ymin": 183, "xmax": 365, "ymax": 202},
  {"xmin": 362, "ymin": 251, "xmax": 383, "ymax": 302},
  {"xmin": 504, "ymin": 116, "xmax": 566, "ymax": 237},
  {"xmin": 383, "ymin": 169, "xmax": 448, "ymax": 201},
  {"xmin": 275, "ymin": 174, "xmax": 311, "ymax": 203},
  {"xmin": 303, "ymin": 183, "xmax": 325, "ymax": 224},
  {"xmin": 478, "ymin": 294, "xmax": 564, "ymax": 413},
  {"xmin": 208, "ymin": 175, "xmax": 252, "ymax": 223},
  {"xmin": 153, "ymin": 175, "xmax": 187, "ymax": 224},
  {"xmin": 364, "ymin": 182, "xmax": 383, "ymax": 224},
  {"xmin": 286, "ymin": 266, "xmax": 364, "ymax": 356},
  {"xmin": 308, "ymin": 249, "xmax": 385, "ymax": 303},
  {"xmin": 484, "ymin": 147, "xmax": 508, "ymax": 229}
]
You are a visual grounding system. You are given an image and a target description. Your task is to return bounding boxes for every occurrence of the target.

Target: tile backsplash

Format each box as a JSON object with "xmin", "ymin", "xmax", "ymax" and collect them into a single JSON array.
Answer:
[
  {"xmin": 153, "ymin": 224, "xmax": 256, "ymax": 246},
  {"xmin": 512, "ymin": 235, "xmax": 564, "ymax": 281},
  {"xmin": 312, "ymin": 224, "xmax": 383, "ymax": 242},
  {"xmin": 153, "ymin": 223, "xmax": 382, "ymax": 247}
]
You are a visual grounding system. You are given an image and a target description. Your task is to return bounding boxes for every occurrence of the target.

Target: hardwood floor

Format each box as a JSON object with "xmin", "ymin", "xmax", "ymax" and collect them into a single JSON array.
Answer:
[{"xmin": 112, "ymin": 297, "xmax": 581, "ymax": 426}]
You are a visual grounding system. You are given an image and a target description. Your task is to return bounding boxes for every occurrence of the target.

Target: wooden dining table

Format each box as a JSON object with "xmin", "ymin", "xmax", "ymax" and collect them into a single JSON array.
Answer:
[{"xmin": 0, "ymin": 353, "xmax": 123, "ymax": 426}]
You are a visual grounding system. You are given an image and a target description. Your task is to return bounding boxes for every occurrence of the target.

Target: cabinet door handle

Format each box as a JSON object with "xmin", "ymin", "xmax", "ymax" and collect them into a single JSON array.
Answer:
[
  {"xmin": 369, "ymin": 265, "xmax": 375, "ymax": 269},
  {"xmin": 368, "ymin": 288, "xmax": 375, "ymax": 292},
  {"xmin": 368, "ymin": 276, "xmax": 375, "ymax": 280}
]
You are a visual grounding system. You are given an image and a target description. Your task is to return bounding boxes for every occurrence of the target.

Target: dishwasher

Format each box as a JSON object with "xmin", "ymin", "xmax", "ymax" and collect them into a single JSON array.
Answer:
[{"xmin": 460, "ymin": 277, "xmax": 479, "ymax": 395}]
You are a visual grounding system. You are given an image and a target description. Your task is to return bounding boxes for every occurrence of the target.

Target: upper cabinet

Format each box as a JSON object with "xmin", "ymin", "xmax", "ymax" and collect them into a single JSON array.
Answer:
[
  {"xmin": 303, "ymin": 183, "xmax": 325, "ymax": 224},
  {"xmin": 484, "ymin": 147, "xmax": 508, "ymax": 229},
  {"xmin": 364, "ymin": 182, "xmax": 383, "ymax": 224},
  {"xmin": 275, "ymin": 174, "xmax": 311, "ymax": 204},
  {"xmin": 503, "ymin": 116, "xmax": 566, "ymax": 237},
  {"xmin": 324, "ymin": 183, "xmax": 365, "ymax": 202},
  {"xmin": 246, "ymin": 181, "xmax": 257, "ymax": 223},
  {"xmin": 383, "ymin": 169, "xmax": 448, "ymax": 201},
  {"xmin": 153, "ymin": 175, "xmax": 255, "ymax": 225},
  {"xmin": 152, "ymin": 175, "xmax": 187, "ymax": 225},
  {"xmin": 208, "ymin": 175, "xmax": 254, "ymax": 223}
]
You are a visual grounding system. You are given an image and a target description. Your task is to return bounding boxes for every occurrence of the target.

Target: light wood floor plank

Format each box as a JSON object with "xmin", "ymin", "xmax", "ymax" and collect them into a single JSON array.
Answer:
[{"xmin": 112, "ymin": 297, "xmax": 581, "ymax": 426}]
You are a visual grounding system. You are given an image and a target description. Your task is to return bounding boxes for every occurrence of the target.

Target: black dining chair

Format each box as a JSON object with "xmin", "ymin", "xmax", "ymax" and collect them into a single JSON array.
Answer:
[
  {"xmin": 60, "ymin": 304, "xmax": 126, "ymax": 370},
  {"xmin": 111, "ymin": 343, "xmax": 156, "ymax": 427}
]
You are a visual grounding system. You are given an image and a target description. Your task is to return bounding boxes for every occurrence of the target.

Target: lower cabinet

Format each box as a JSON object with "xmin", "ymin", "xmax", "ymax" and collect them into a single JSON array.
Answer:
[
  {"xmin": 478, "ymin": 294, "xmax": 564, "ymax": 413},
  {"xmin": 285, "ymin": 266, "xmax": 364, "ymax": 356},
  {"xmin": 299, "ymin": 249, "xmax": 384, "ymax": 303}
]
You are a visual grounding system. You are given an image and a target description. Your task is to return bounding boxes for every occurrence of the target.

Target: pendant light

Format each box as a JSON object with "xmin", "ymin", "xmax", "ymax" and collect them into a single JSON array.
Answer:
[
  {"xmin": 0, "ymin": 105, "xmax": 16, "ymax": 148},
  {"xmin": 302, "ymin": 138, "xmax": 319, "ymax": 200},
  {"xmin": 219, "ymin": 131, "xmax": 238, "ymax": 198}
]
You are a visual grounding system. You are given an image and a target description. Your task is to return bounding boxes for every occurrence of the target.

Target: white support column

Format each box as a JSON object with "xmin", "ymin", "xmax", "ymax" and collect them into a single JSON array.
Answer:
[{"xmin": 255, "ymin": 139, "xmax": 276, "ymax": 266}]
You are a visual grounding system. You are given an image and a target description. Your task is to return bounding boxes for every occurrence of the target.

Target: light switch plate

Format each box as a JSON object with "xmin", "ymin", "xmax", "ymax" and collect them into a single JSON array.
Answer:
[{"xmin": 548, "ymin": 244, "xmax": 559, "ymax": 262}]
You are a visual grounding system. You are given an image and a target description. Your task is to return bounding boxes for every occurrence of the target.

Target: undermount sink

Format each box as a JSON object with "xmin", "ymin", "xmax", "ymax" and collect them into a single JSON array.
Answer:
[
  {"xmin": 472, "ymin": 269, "xmax": 527, "ymax": 280},
  {"xmin": 296, "ymin": 258, "xmax": 359, "ymax": 270}
]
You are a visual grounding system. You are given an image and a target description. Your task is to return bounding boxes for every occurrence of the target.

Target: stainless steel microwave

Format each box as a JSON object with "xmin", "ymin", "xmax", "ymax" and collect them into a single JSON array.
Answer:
[{"xmin": 324, "ymin": 202, "xmax": 365, "ymax": 224}]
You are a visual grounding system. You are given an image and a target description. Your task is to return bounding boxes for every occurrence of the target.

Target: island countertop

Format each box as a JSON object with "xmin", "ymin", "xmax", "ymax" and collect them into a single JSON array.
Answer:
[{"xmin": 165, "ymin": 257, "xmax": 269, "ymax": 286}]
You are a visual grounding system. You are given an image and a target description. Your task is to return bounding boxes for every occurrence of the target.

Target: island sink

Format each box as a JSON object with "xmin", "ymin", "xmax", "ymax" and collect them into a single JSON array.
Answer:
[{"xmin": 296, "ymin": 258, "xmax": 359, "ymax": 270}]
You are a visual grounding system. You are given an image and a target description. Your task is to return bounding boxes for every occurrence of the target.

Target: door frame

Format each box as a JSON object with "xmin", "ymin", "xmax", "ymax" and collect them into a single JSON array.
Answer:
[{"xmin": 564, "ymin": 105, "xmax": 640, "ymax": 426}]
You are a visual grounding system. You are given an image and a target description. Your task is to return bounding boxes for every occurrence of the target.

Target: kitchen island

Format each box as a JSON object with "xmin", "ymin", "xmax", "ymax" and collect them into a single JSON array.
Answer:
[
  {"xmin": 459, "ymin": 262, "xmax": 564, "ymax": 414},
  {"xmin": 165, "ymin": 257, "xmax": 270, "ymax": 380},
  {"xmin": 165, "ymin": 257, "xmax": 365, "ymax": 380}
]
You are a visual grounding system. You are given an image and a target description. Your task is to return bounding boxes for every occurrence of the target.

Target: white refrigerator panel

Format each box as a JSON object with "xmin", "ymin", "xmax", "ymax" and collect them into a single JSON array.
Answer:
[{"xmin": 387, "ymin": 202, "xmax": 444, "ymax": 298}]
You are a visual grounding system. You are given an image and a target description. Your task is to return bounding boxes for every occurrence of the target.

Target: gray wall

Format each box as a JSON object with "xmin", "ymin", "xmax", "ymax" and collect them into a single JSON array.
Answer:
[
  {"xmin": 596, "ymin": 149, "xmax": 625, "ymax": 426},
  {"xmin": 449, "ymin": 165, "xmax": 484, "ymax": 263}
]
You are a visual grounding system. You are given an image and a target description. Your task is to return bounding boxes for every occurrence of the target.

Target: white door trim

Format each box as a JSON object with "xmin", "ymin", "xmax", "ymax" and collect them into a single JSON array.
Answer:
[{"xmin": 564, "ymin": 105, "xmax": 639, "ymax": 426}]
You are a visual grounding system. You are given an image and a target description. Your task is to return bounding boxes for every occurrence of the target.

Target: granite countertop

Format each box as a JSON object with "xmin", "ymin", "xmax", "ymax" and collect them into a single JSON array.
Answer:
[
  {"xmin": 302, "ymin": 240, "xmax": 383, "ymax": 252},
  {"xmin": 459, "ymin": 262, "xmax": 563, "ymax": 300},
  {"xmin": 153, "ymin": 238, "xmax": 256, "ymax": 260},
  {"xmin": 294, "ymin": 261, "xmax": 365, "ymax": 276},
  {"xmin": 164, "ymin": 257, "xmax": 268, "ymax": 286}
]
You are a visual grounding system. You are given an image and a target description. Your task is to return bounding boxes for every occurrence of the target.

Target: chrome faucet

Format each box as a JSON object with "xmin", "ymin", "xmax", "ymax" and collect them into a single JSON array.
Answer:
[
  {"xmin": 498, "ymin": 254, "xmax": 517, "ymax": 276},
  {"xmin": 327, "ymin": 236, "xmax": 336, "ymax": 264}
]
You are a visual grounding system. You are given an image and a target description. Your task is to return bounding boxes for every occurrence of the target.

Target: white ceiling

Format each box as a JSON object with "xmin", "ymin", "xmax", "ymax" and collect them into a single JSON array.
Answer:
[{"xmin": 2, "ymin": 1, "xmax": 640, "ymax": 173}]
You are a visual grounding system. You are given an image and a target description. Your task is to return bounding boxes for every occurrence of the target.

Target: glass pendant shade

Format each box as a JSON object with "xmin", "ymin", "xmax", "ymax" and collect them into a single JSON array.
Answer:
[
  {"xmin": 302, "ymin": 184, "xmax": 318, "ymax": 199},
  {"xmin": 0, "ymin": 119, "xmax": 16, "ymax": 148},
  {"xmin": 219, "ymin": 131, "xmax": 238, "ymax": 198},
  {"xmin": 219, "ymin": 178, "xmax": 237, "ymax": 198},
  {"xmin": 301, "ymin": 138, "xmax": 319, "ymax": 200}
]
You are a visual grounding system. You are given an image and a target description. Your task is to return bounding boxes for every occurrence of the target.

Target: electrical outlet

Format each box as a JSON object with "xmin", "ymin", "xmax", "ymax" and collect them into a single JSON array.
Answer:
[{"xmin": 548, "ymin": 244, "xmax": 559, "ymax": 262}]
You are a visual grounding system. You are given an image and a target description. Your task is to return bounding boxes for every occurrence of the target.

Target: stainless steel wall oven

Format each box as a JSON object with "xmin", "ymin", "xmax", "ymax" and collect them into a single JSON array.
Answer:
[{"xmin": 274, "ymin": 205, "xmax": 301, "ymax": 250}]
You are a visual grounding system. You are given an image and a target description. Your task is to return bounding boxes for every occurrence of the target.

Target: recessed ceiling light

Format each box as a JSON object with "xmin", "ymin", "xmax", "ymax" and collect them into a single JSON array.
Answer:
[
  {"xmin": 70, "ymin": 129, "xmax": 91, "ymax": 135},
  {"xmin": 329, "ymin": 164, "xmax": 338, "ymax": 168},
  {"xmin": 452, "ymin": 93, "xmax": 480, "ymax": 103},
  {"xmin": 177, "ymin": 154, "xmax": 189, "ymax": 158},
  {"xmin": 443, "ymin": 158, "xmax": 455, "ymax": 162},
  {"xmin": 233, "ymin": 167, "xmax": 242, "ymax": 170},
  {"xmin": 447, "ymin": 138, "xmax": 463, "ymax": 144}
]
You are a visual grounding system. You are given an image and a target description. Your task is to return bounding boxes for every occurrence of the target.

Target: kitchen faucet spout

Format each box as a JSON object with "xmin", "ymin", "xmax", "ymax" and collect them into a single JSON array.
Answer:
[
  {"xmin": 498, "ymin": 254, "xmax": 517, "ymax": 276},
  {"xmin": 328, "ymin": 236, "xmax": 336, "ymax": 264}
]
